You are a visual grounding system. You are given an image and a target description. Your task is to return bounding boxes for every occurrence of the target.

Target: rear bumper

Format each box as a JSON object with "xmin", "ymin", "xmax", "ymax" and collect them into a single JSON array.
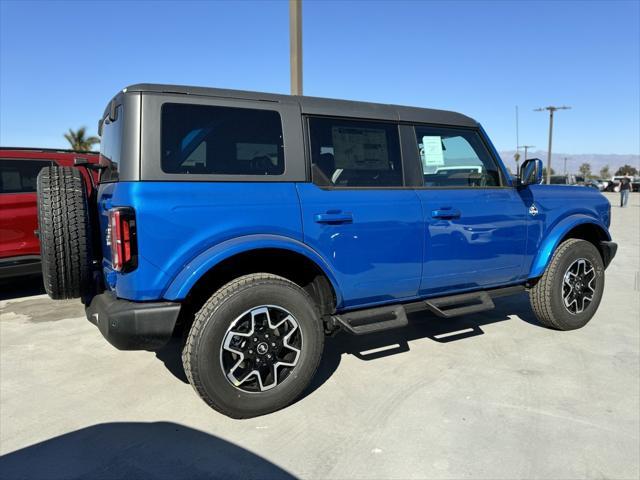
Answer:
[
  {"xmin": 85, "ymin": 292, "xmax": 181, "ymax": 351},
  {"xmin": 600, "ymin": 241, "xmax": 618, "ymax": 269}
]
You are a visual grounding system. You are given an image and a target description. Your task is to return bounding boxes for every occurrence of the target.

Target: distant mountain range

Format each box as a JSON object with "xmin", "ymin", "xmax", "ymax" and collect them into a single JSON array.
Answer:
[{"xmin": 498, "ymin": 151, "xmax": 639, "ymax": 176}]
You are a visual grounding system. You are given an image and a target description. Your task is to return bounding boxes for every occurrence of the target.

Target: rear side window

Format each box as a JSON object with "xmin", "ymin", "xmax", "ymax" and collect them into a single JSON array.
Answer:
[
  {"xmin": 414, "ymin": 126, "xmax": 501, "ymax": 187},
  {"xmin": 161, "ymin": 103, "xmax": 284, "ymax": 175},
  {"xmin": 0, "ymin": 159, "xmax": 52, "ymax": 193},
  {"xmin": 100, "ymin": 105, "xmax": 123, "ymax": 182},
  {"xmin": 308, "ymin": 117, "xmax": 403, "ymax": 187}
]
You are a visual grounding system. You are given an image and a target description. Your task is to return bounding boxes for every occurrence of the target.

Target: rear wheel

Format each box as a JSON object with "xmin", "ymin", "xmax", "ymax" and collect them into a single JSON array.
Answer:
[
  {"xmin": 182, "ymin": 273, "xmax": 324, "ymax": 418},
  {"xmin": 36, "ymin": 166, "xmax": 93, "ymax": 299},
  {"xmin": 529, "ymin": 239, "xmax": 605, "ymax": 330}
]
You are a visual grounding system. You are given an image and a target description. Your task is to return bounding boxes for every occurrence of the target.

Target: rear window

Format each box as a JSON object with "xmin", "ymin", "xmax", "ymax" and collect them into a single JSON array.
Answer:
[
  {"xmin": 161, "ymin": 103, "xmax": 284, "ymax": 175},
  {"xmin": 0, "ymin": 159, "xmax": 53, "ymax": 193},
  {"xmin": 99, "ymin": 105, "xmax": 123, "ymax": 182}
]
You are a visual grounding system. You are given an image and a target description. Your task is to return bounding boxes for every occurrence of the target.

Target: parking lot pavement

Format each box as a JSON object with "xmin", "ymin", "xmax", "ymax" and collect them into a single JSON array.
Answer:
[{"xmin": 0, "ymin": 192, "xmax": 638, "ymax": 480}]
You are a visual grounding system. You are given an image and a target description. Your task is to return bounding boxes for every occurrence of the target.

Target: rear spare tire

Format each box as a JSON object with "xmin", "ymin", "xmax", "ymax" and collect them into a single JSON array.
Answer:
[{"xmin": 37, "ymin": 166, "xmax": 93, "ymax": 299}]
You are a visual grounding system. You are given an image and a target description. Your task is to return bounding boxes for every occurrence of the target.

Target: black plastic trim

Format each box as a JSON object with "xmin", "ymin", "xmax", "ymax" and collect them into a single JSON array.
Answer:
[
  {"xmin": 332, "ymin": 304, "xmax": 408, "ymax": 335},
  {"xmin": 85, "ymin": 292, "xmax": 180, "ymax": 351},
  {"xmin": 0, "ymin": 256, "xmax": 41, "ymax": 279},
  {"xmin": 600, "ymin": 241, "xmax": 618, "ymax": 269}
]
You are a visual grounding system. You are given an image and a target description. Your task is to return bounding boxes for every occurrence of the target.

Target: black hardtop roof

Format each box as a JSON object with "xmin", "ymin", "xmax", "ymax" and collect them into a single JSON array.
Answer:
[{"xmin": 120, "ymin": 83, "xmax": 478, "ymax": 127}]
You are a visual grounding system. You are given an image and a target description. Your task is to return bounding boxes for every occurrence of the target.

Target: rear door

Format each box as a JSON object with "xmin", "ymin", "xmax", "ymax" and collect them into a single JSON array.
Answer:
[
  {"xmin": 297, "ymin": 116, "xmax": 423, "ymax": 309},
  {"xmin": 0, "ymin": 159, "xmax": 53, "ymax": 259},
  {"xmin": 408, "ymin": 125, "xmax": 528, "ymax": 295}
]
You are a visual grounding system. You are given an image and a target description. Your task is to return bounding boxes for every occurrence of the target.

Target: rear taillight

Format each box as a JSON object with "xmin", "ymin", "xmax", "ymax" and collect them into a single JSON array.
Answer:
[{"xmin": 109, "ymin": 207, "xmax": 137, "ymax": 272}]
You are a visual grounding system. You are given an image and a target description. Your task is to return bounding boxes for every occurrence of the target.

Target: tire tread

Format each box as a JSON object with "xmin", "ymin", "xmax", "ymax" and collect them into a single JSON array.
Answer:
[
  {"xmin": 182, "ymin": 273, "xmax": 322, "ymax": 418},
  {"xmin": 529, "ymin": 238, "xmax": 599, "ymax": 330},
  {"xmin": 37, "ymin": 166, "xmax": 92, "ymax": 299}
]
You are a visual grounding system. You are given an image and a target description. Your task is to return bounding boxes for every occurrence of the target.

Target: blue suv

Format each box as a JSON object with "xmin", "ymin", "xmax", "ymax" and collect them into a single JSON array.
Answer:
[{"xmin": 36, "ymin": 84, "xmax": 616, "ymax": 418}]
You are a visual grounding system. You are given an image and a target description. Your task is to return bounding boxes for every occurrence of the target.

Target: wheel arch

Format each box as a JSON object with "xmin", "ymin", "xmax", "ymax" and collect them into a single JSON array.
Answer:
[
  {"xmin": 163, "ymin": 234, "xmax": 342, "ymax": 314},
  {"xmin": 528, "ymin": 215, "xmax": 611, "ymax": 279}
]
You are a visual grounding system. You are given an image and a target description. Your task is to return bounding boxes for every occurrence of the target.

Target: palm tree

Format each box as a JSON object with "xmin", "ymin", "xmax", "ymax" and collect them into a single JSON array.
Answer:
[{"xmin": 64, "ymin": 127, "xmax": 99, "ymax": 151}]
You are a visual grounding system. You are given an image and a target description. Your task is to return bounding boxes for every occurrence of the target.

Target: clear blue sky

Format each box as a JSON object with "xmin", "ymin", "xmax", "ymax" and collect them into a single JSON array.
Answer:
[{"xmin": 1, "ymin": 0, "xmax": 638, "ymax": 155}]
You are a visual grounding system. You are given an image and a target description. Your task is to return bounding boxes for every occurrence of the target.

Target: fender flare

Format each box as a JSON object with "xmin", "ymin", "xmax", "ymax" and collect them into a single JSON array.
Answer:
[
  {"xmin": 162, "ymin": 234, "xmax": 343, "ymax": 305},
  {"xmin": 528, "ymin": 214, "xmax": 611, "ymax": 279}
]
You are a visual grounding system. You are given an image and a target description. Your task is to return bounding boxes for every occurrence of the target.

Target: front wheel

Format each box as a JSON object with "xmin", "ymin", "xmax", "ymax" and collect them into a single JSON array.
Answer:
[
  {"xmin": 529, "ymin": 238, "xmax": 605, "ymax": 330},
  {"xmin": 182, "ymin": 273, "xmax": 324, "ymax": 418}
]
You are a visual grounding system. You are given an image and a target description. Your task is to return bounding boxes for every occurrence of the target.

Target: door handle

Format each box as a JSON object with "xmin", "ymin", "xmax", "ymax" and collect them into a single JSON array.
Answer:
[
  {"xmin": 431, "ymin": 208, "xmax": 461, "ymax": 220},
  {"xmin": 314, "ymin": 212, "xmax": 353, "ymax": 224}
]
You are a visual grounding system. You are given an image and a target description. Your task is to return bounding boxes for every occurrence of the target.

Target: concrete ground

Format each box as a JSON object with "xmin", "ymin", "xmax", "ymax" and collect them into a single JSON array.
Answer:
[{"xmin": 1, "ymin": 192, "xmax": 638, "ymax": 480}]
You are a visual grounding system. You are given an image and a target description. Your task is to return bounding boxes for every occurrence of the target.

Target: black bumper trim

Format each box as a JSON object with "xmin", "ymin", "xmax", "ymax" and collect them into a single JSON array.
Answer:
[
  {"xmin": 0, "ymin": 257, "xmax": 41, "ymax": 279},
  {"xmin": 600, "ymin": 241, "xmax": 618, "ymax": 269},
  {"xmin": 86, "ymin": 292, "xmax": 181, "ymax": 351}
]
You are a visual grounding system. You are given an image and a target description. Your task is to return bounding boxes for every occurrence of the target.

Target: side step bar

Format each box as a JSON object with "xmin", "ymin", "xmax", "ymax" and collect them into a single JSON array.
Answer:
[
  {"xmin": 424, "ymin": 291, "xmax": 494, "ymax": 318},
  {"xmin": 331, "ymin": 285, "xmax": 525, "ymax": 335},
  {"xmin": 332, "ymin": 305, "xmax": 408, "ymax": 335}
]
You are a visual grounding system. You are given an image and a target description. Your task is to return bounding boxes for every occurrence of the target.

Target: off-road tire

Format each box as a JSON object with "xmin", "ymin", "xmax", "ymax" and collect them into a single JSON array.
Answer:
[
  {"xmin": 529, "ymin": 238, "xmax": 605, "ymax": 330},
  {"xmin": 36, "ymin": 166, "xmax": 92, "ymax": 299},
  {"xmin": 182, "ymin": 273, "xmax": 324, "ymax": 418}
]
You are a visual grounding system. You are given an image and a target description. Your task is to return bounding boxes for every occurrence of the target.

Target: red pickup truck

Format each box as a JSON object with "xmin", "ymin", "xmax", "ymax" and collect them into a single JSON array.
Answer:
[{"xmin": 0, "ymin": 147, "xmax": 99, "ymax": 279}]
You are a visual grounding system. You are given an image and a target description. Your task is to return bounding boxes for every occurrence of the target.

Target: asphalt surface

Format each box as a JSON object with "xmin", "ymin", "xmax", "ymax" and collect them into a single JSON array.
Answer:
[{"xmin": 1, "ymin": 192, "xmax": 638, "ymax": 480}]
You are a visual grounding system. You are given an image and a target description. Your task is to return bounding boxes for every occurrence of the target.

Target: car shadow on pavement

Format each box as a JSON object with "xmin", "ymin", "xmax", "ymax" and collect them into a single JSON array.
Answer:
[
  {"xmin": 155, "ymin": 292, "xmax": 542, "ymax": 401},
  {"xmin": 0, "ymin": 275, "xmax": 45, "ymax": 301},
  {"xmin": 155, "ymin": 336, "xmax": 189, "ymax": 383},
  {"xmin": 0, "ymin": 421, "xmax": 294, "ymax": 480},
  {"xmin": 302, "ymin": 292, "xmax": 541, "ymax": 400}
]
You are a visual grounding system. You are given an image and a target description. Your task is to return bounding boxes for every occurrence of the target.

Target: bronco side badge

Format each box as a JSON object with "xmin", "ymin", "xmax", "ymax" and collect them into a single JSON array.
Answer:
[{"xmin": 529, "ymin": 204, "xmax": 539, "ymax": 216}]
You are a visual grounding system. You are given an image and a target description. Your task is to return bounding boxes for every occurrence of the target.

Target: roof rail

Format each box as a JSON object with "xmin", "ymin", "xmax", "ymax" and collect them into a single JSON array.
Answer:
[{"xmin": 0, "ymin": 146, "xmax": 99, "ymax": 155}]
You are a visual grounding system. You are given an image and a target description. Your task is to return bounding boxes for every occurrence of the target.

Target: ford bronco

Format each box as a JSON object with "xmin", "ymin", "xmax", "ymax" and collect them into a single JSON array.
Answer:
[{"xmin": 36, "ymin": 84, "xmax": 616, "ymax": 418}]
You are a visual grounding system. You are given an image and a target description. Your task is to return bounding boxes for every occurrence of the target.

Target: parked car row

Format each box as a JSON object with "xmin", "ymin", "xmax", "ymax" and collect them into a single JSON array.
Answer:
[
  {"xmin": 604, "ymin": 175, "xmax": 640, "ymax": 192},
  {"xmin": 0, "ymin": 148, "xmax": 99, "ymax": 279},
  {"xmin": 547, "ymin": 174, "xmax": 639, "ymax": 192}
]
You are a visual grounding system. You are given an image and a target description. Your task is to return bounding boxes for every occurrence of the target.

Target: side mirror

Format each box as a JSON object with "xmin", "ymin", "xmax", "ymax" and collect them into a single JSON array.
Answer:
[{"xmin": 519, "ymin": 158, "xmax": 543, "ymax": 186}]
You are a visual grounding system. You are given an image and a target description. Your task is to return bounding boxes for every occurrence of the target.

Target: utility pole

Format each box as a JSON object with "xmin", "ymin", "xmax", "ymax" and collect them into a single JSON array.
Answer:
[
  {"xmin": 515, "ymin": 106, "xmax": 519, "ymax": 150},
  {"xmin": 514, "ymin": 106, "xmax": 520, "ymax": 172},
  {"xmin": 289, "ymin": 0, "xmax": 303, "ymax": 95},
  {"xmin": 517, "ymin": 144, "xmax": 535, "ymax": 170},
  {"xmin": 517, "ymin": 145, "xmax": 535, "ymax": 161},
  {"xmin": 564, "ymin": 157, "xmax": 569, "ymax": 175},
  {"xmin": 534, "ymin": 105, "xmax": 571, "ymax": 184}
]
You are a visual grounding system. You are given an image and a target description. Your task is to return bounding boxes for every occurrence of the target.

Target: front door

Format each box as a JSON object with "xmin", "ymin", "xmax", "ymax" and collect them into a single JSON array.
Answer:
[
  {"xmin": 409, "ymin": 125, "xmax": 528, "ymax": 296},
  {"xmin": 297, "ymin": 116, "xmax": 423, "ymax": 309}
]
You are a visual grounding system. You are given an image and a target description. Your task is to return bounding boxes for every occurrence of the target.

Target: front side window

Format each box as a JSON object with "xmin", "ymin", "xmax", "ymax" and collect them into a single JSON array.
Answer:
[
  {"xmin": 414, "ymin": 126, "xmax": 501, "ymax": 187},
  {"xmin": 161, "ymin": 103, "xmax": 284, "ymax": 175},
  {"xmin": 309, "ymin": 117, "xmax": 403, "ymax": 187},
  {"xmin": 0, "ymin": 159, "xmax": 52, "ymax": 193}
]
